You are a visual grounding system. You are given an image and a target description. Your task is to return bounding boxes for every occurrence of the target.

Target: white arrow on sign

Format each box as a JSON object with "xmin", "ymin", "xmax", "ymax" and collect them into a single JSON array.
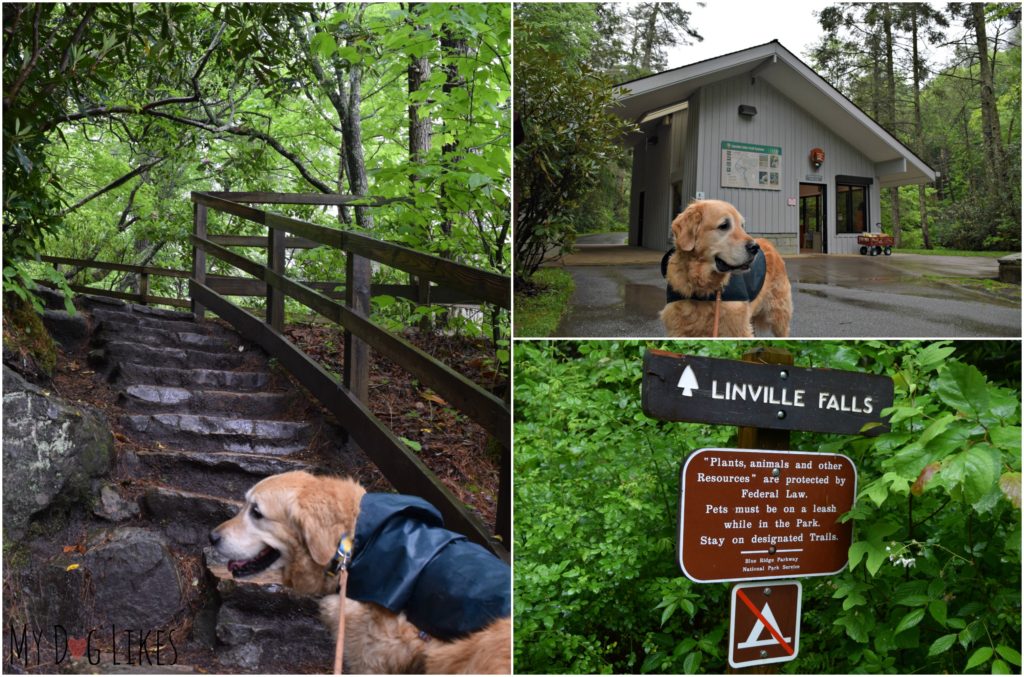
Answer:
[{"xmin": 677, "ymin": 365, "xmax": 699, "ymax": 396}]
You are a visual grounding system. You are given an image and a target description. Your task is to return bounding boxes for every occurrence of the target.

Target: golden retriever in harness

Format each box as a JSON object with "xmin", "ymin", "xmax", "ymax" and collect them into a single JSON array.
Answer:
[
  {"xmin": 660, "ymin": 199, "xmax": 792, "ymax": 337},
  {"xmin": 209, "ymin": 471, "xmax": 510, "ymax": 674}
]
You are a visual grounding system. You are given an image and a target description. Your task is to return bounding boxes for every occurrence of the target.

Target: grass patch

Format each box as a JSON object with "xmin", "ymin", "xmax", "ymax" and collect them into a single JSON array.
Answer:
[
  {"xmin": 898, "ymin": 248, "xmax": 1015, "ymax": 258},
  {"xmin": 514, "ymin": 268, "xmax": 575, "ymax": 337},
  {"xmin": 924, "ymin": 275, "xmax": 1022, "ymax": 302}
]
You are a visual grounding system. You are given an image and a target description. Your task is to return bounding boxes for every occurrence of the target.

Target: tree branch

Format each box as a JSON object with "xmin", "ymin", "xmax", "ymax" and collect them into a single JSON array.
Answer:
[{"xmin": 58, "ymin": 157, "xmax": 162, "ymax": 217}]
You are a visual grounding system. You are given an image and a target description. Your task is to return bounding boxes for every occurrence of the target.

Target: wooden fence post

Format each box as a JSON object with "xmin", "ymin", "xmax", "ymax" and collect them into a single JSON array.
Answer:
[
  {"xmin": 417, "ymin": 276, "xmax": 432, "ymax": 332},
  {"xmin": 139, "ymin": 271, "xmax": 150, "ymax": 305},
  {"xmin": 192, "ymin": 202, "xmax": 207, "ymax": 320},
  {"xmin": 343, "ymin": 252, "xmax": 371, "ymax": 403},
  {"xmin": 267, "ymin": 225, "xmax": 285, "ymax": 331}
]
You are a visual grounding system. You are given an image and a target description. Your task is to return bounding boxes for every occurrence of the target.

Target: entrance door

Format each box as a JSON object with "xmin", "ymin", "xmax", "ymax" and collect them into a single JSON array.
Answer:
[{"xmin": 798, "ymin": 183, "xmax": 826, "ymax": 253}]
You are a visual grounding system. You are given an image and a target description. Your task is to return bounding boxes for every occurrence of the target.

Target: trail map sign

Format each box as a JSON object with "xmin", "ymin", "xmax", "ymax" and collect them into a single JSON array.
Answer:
[
  {"xmin": 678, "ymin": 448, "xmax": 857, "ymax": 583},
  {"xmin": 642, "ymin": 350, "xmax": 894, "ymax": 435},
  {"xmin": 729, "ymin": 581, "xmax": 802, "ymax": 668},
  {"xmin": 721, "ymin": 141, "xmax": 782, "ymax": 191}
]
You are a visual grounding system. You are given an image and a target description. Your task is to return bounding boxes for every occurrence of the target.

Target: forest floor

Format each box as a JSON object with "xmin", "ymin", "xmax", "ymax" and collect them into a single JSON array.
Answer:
[{"xmin": 282, "ymin": 322, "xmax": 506, "ymax": 528}]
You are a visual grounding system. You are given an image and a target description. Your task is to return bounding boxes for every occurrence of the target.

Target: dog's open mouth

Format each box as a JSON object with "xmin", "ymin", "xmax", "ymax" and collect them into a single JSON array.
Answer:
[
  {"xmin": 714, "ymin": 256, "xmax": 753, "ymax": 273},
  {"xmin": 227, "ymin": 546, "xmax": 280, "ymax": 578}
]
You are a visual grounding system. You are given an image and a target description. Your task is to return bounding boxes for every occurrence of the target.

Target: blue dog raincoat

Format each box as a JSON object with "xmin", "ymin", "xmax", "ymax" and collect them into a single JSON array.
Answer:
[{"xmin": 346, "ymin": 494, "xmax": 510, "ymax": 640}]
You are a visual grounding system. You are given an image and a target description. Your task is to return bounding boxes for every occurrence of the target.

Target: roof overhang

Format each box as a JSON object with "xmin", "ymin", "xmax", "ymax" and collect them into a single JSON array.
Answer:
[{"xmin": 612, "ymin": 41, "xmax": 936, "ymax": 187}]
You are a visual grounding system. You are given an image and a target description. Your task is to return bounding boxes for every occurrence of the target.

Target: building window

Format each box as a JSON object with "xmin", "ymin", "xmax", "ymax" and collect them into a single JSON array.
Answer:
[{"xmin": 836, "ymin": 182, "xmax": 868, "ymax": 234}]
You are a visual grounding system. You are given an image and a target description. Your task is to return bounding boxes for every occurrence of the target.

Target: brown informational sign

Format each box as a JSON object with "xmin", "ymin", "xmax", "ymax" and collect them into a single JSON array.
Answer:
[
  {"xmin": 642, "ymin": 349, "xmax": 894, "ymax": 435},
  {"xmin": 729, "ymin": 581, "xmax": 802, "ymax": 669},
  {"xmin": 679, "ymin": 448, "xmax": 857, "ymax": 583}
]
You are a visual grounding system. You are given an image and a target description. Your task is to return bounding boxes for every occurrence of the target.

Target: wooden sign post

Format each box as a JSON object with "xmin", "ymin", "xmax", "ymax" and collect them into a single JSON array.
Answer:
[
  {"xmin": 642, "ymin": 346, "xmax": 892, "ymax": 671},
  {"xmin": 738, "ymin": 347, "xmax": 792, "ymax": 450}
]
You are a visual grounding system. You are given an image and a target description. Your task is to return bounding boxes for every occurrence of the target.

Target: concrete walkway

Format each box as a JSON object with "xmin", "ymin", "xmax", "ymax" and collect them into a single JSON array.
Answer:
[{"xmin": 541, "ymin": 247, "xmax": 1020, "ymax": 338}]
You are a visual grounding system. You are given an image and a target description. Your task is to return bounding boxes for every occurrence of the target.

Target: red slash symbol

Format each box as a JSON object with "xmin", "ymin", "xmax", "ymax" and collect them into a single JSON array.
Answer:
[{"xmin": 735, "ymin": 588, "xmax": 794, "ymax": 656}]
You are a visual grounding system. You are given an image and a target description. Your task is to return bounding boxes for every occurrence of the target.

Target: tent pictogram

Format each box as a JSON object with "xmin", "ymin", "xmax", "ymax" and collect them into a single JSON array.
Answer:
[
  {"xmin": 736, "ymin": 594, "xmax": 792, "ymax": 650},
  {"xmin": 729, "ymin": 581, "xmax": 801, "ymax": 668}
]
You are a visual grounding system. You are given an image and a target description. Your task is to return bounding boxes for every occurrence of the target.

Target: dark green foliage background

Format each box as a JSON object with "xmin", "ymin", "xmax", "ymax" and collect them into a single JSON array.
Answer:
[{"xmin": 514, "ymin": 340, "xmax": 1021, "ymax": 674}]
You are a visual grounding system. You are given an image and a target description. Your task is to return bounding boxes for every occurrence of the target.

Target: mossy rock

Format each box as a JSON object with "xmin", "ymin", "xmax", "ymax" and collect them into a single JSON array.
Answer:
[{"xmin": 2, "ymin": 292, "xmax": 58, "ymax": 379}]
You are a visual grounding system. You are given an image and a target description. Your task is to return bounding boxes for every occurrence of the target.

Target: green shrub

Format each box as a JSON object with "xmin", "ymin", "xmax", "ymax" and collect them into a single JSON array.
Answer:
[{"xmin": 514, "ymin": 340, "xmax": 1021, "ymax": 674}]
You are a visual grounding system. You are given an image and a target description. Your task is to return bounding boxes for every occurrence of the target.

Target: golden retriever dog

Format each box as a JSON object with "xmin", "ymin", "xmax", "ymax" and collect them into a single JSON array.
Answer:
[
  {"xmin": 660, "ymin": 199, "xmax": 792, "ymax": 337},
  {"xmin": 209, "ymin": 471, "xmax": 511, "ymax": 674}
]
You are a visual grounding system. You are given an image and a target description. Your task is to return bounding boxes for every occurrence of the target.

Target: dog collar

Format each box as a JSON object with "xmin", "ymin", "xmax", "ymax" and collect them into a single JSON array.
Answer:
[
  {"xmin": 325, "ymin": 532, "xmax": 354, "ymax": 577},
  {"xmin": 661, "ymin": 247, "xmax": 767, "ymax": 303}
]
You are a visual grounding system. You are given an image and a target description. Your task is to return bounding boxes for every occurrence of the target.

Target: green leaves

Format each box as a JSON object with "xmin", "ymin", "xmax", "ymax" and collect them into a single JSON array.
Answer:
[
  {"xmin": 928, "ymin": 634, "xmax": 957, "ymax": 656},
  {"xmin": 965, "ymin": 646, "xmax": 993, "ymax": 671},
  {"xmin": 309, "ymin": 32, "xmax": 337, "ymax": 59},
  {"xmin": 938, "ymin": 443, "xmax": 1002, "ymax": 505},
  {"xmin": 894, "ymin": 608, "xmax": 926, "ymax": 634},
  {"xmin": 848, "ymin": 518, "xmax": 899, "ymax": 575},
  {"xmin": 935, "ymin": 362, "xmax": 990, "ymax": 419}
]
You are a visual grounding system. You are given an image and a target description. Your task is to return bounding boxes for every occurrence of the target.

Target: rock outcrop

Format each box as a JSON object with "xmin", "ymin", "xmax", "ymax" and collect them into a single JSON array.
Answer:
[{"xmin": 2, "ymin": 366, "xmax": 113, "ymax": 538}]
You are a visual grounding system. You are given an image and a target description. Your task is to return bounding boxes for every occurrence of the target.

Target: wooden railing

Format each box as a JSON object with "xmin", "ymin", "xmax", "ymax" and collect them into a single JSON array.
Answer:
[
  {"xmin": 39, "ymin": 191, "xmax": 511, "ymax": 560},
  {"xmin": 38, "ymin": 255, "xmax": 191, "ymax": 307},
  {"xmin": 190, "ymin": 191, "xmax": 510, "ymax": 560}
]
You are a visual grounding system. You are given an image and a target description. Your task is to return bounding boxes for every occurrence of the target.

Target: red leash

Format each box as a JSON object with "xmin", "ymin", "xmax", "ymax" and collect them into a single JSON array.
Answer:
[
  {"xmin": 712, "ymin": 290, "xmax": 722, "ymax": 337},
  {"xmin": 326, "ymin": 533, "xmax": 354, "ymax": 674},
  {"xmin": 333, "ymin": 570, "xmax": 349, "ymax": 674}
]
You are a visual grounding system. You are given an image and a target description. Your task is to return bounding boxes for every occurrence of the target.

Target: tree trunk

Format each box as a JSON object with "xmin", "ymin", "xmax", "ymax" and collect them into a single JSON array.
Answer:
[
  {"xmin": 910, "ymin": 12, "xmax": 931, "ymax": 249},
  {"xmin": 339, "ymin": 39, "xmax": 372, "ymax": 230},
  {"xmin": 408, "ymin": 2, "xmax": 432, "ymax": 185},
  {"xmin": 971, "ymin": 3, "xmax": 1008, "ymax": 214},
  {"xmin": 882, "ymin": 5, "xmax": 901, "ymax": 245},
  {"xmin": 408, "ymin": 3, "xmax": 433, "ymax": 330},
  {"xmin": 337, "ymin": 138, "xmax": 350, "ymax": 225},
  {"xmin": 439, "ymin": 26, "xmax": 467, "ymax": 239},
  {"xmin": 640, "ymin": 4, "xmax": 659, "ymax": 73}
]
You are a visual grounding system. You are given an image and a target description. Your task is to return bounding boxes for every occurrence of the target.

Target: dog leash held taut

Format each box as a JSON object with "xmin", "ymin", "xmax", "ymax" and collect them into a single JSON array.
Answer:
[{"xmin": 326, "ymin": 532, "xmax": 354, "ymax": 674}]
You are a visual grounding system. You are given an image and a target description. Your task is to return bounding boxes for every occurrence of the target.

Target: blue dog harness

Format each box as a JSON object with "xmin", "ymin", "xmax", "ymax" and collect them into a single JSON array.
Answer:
[
  {"xmin": 345, "ymin": 494, "xmax": 510, "ymax": 640},
  {"xmin": 661, "ymin": 248, "xmax": 767, "ymax": 304}
]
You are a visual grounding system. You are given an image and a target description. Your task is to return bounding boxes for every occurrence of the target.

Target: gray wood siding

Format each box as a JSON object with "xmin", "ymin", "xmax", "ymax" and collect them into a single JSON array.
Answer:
[
  {"xmin": 681, "ymin": 91, "xmax": 701, "ymax": 240},
  {"xmin": 629, "ymin": 140, "xmax": 644, "ymax": 247},
  {"xmin": 693, "ymin": 75, "xmax": 879, "ymax": 254}
]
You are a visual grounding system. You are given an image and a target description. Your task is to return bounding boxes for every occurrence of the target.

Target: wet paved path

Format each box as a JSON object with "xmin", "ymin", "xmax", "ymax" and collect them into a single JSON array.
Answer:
[{"xmin": 548, "ymin": 252, "xmax": 1020, "ymax": 338}]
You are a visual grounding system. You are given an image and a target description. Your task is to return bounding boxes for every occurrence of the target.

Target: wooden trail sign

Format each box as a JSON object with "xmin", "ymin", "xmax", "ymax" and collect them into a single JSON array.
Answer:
[
  {"xmin": 642, "ymin": 349, "xmax": 894, "ymax": 436},
  {"xmin": 678, "ymin": 448, "xmax": 857, "ymax": 583}
]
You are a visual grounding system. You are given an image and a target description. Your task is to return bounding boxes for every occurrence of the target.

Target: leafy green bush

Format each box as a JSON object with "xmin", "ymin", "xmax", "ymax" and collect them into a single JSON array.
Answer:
[{"xmin": 514, "ymin": 340, "xmax": 1021, "ymax": 674}]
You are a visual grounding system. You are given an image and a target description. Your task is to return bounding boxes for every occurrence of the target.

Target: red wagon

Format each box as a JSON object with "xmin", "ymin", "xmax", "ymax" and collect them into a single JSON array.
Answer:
[{"xmin": 857, "ymin": 233, "xmax": 894, "ymax": 256}]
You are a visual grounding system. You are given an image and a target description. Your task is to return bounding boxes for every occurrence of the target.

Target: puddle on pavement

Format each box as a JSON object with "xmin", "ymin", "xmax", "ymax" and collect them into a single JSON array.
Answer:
[{"xmin": 624, "ymin": 283, "xmax": 665, "ymax": 318}]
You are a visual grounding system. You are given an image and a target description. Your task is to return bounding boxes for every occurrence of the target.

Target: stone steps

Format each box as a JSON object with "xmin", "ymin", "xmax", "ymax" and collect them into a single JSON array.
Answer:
[
  {"xmin": 96, "ymin": 321, "xmax": 236, "ymax": 353},
  {"xmin": 134, "ymin": 449, "xmax": 314, "ymax": 500},
  {"xmin": 74, "ymin": 295, "xmax": 349, "ymax": 673},
  {"xmin": 124, "ymin": 413, "xmax": 314, "ymax": 455},
  {"xmin": 91, "ymin": 306, "xmax": 231, "ymax": 335},
  {"xmin": 76, "ymin": 294, "xmax": 197, "ymax": 322},
  {"xmin": 120, "ymin": 385, "xmax": 293, "ymax": 417},
  {"xmin": 141, "ymin": 485, "xmax": 242, "ymax": 547},
  {"xmin": 96, "ymin": 340, "xmax": 250, "ymax": 371},
  {"xmin": 203, "ymin": 557, "xmax": 334, "ymax": 672},
  {"xmin": 114, "ymin": 362, "xmax": 270, "ymax": 390}
]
